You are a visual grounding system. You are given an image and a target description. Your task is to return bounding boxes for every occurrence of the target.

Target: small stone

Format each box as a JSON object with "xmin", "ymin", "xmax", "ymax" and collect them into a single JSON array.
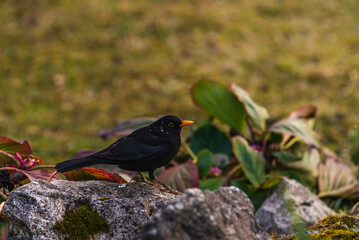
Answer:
[
  {"xmin": 134, "ymin": 187, "xmax": 270, "ymax": 240},
  {"xmin": 255, "ymin": 178, "xmax": 335, "ymax": 235}
]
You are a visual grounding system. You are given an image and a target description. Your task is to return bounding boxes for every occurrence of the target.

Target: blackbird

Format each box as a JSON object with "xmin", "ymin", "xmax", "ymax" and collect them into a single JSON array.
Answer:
[{"xmin": 55, "ymin": 115, "xmax": 193, "ymax": 194}]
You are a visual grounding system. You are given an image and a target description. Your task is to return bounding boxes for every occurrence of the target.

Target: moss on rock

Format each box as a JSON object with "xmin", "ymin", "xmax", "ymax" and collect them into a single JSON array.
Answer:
[
  {"xmin": 97, "ymin": 197, "xmax": 112, "ymax": 201},
  {"xmin": 53, "ymin": 202, "xmax": 109, "ymax": 240},
  {"xmin": 285, "ymin": 215, "xmax": 359, "ymax": 240}
]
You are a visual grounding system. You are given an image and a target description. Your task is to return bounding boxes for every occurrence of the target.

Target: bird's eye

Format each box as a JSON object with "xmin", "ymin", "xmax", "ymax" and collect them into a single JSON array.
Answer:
[{"xmin": 168, "ymin": 122, "xmax": 174, "ymax": 128}]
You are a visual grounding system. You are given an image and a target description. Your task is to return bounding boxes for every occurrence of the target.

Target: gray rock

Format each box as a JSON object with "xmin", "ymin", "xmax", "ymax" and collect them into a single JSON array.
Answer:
[
  {"xmin": 3, "ymin": 180, "xmax": 176, "ymax": 240},
  {"xmin": 255, "ymin": 178, "xmax": 335, "ymax": 235},
  {"xmin": 135, "ymin": 187, "xmax": 271, "ymax": 240}
]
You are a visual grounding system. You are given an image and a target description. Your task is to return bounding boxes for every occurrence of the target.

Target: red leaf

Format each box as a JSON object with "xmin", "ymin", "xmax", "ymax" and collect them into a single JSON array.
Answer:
[
  {"xmin": 288, "ymin": 105, "xmax": 317, "ymax": 119},
  {"xmin": 0, "ymin": 150, "xmax": 18, "ymax": 166},
  {"xmin": 62, "ymin": 167, "xmax": 127, "ymax": 183},
  {"xmin": 0, "ymin": 137, "xmax": 44, "ymax": 166},
  {"xmin": 0, "ymin": 137, "xmax": 32, "ymax": 155},
  {"xmin": 0, "ymin": 167, "xmax": 62, "ymax": 181},
  {"xmin": 25, "ymin": 169, "xmax": 63, "ymax": 181},
  {"xmin": 157, "ymin": 161, "xmax": 199, "ymax": 191}
]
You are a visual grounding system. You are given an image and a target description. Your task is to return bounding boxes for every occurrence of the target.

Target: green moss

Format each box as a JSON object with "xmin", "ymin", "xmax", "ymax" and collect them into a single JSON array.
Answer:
[
  {"xmin": 271, "ymin": 232, "xmax": 279, "ymax": 239},
  {"xmin": 311, "ymin": 229, "xmax": 359, "ymax": 240},
  {"xmin": 53, "ymin": 203, "xmax": 109, "ymax": 240},
  {"xmin": 148, "ymin": 207, "xmax": 155, "ymax": 217},
  {"xmin": 285, "ymin": 216, "xmax": 359, "ymax": 240},
  {"xmin": 309, "ymin": 215, "xmax": 359, "ymax": 232},
  {"xmin": 285, "ymin": 236, "xmax": 297, "ymax": 240},
  {"xmin": 97, "ymin": 197, "xmax": 112, "ymax": 201},
  {"xmin": 309, "ymin": 216, "xmax": 359, "ymax": 240}
]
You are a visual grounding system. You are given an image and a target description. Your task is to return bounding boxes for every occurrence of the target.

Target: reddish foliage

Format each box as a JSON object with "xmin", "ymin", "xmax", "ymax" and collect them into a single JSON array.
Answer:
[{"xmin": 62, "ymin": 167, "xmax": 127, "ymax": 183}]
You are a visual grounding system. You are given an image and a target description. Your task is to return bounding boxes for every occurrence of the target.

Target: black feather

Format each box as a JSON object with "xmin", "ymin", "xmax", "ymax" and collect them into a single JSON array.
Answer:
[{"xmin": 55, "ymin": 115, "xmax": 193, "ymax": 177}]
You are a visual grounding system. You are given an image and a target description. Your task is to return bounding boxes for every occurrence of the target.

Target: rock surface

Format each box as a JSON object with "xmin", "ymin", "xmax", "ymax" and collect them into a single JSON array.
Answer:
[
  {"xmin": 135, "ymin": 187, "xmax": 271, "ymax": 240},
  {"xmin": 3, "ymin": 180, "xmax": 176, "ymax": 240},
  {"xmin": 255, "ymin": 178, "xmax": 335, "ymax": 235}
]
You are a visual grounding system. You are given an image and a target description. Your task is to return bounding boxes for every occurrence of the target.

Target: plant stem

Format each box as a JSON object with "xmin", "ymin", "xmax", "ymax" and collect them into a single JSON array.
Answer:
[
  {"xmin": 223, "ymin": 165, "xmax": 241, "ymax": 185},
  {"xmin": 245, "ymin": 116, "xmax": 255, "ymax": 144},
  {"xmin": 181, "ymin": 140, "xmax": 198, "ymax": 163},
  {"xmin": 0, "ymin": 191, "xmax": 7, "ymax": 200}
]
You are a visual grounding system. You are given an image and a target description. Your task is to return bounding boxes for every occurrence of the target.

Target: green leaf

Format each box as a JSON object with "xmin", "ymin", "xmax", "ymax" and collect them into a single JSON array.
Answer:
[
  {"xmin": 273, "ymin": 170, "xmax": 305, "ymax": 184},
  {"xmin": 0, "ymin": 192, "xmax": 7, "ymax": 202},
  {"xmin": 157, "ymin": 161, "xmax": 199, "ymax": 191},
  {"xmin": 192, "ymin": 81, "xmax": 245, "ymax": 132},
  {"xmin": 278, "ymin": 105, "xmax": 318, "ymax": 150},
  {"xmin": 231, "ymin": 83, "xmax": 269, "ymax": 131},
  {"xmin": 267, "ymin": 132, "xmax": 283, "ymax": 144},
  {"xmin": 231, "ymin": 178, "xmax": 257, "ymax": 193},
  {"xmin": 196, "ymin": 150, "xmax": 213, "ymax": 178},
  {"xmin": 231, "ymin": 179, "xmax": 268, "ymax": 209},
  {"xmin": 260, "ymin": 176, "xmax": 282, "ymax": 189},
  {"xmin": 269, "ymin": 118, "xmax": 320, "ymax": 147},
  {"xmin": 190, "ymin": 124, "xmax": 232, "ymax": 155},
  {"xmin": 232, "ymin": 136, "xmax": 266, "ymax": 187},
  {"xmin": 270, "ymin": 169, "xmax": 316, "ymax": 190},
  {"xmin": 273, "ymin": 151, "xmax": 302, "ymax": 163},
  {"xmin": 285, "ymin": 148, "xmax": 321, "ymax": 177},
  {"xmin": 62, "ymin": 167, "xmax": 127, "ymax": 183},
  {"xmin": 349, "ymin": 127, "xmax": 359, "ymax": 164},
  {"xmin": 318, "ymin": 149, "xmax": 358, "ymax": 198},
  {"xmin": 199, "ymin": 178, "xmax": 223, "ymax": 190}
]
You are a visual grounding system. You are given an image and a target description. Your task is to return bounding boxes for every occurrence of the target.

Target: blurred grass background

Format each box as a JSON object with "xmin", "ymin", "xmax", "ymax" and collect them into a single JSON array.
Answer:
[{"xmin": 0, "ymin": 0, "xmax": 358, "ymax": 164}]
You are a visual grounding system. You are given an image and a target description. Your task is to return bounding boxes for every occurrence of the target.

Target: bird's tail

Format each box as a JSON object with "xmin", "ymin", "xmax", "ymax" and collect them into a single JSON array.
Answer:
[{"xmin": 55, "ymin": 157, "xmax": 115, "ymax": 172}]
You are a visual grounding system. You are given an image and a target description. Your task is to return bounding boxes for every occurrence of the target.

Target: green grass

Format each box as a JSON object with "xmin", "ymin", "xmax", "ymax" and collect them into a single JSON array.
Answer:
[{"xmin": 1, "ymin": 0, "xmax": 358, "ymax": 164}]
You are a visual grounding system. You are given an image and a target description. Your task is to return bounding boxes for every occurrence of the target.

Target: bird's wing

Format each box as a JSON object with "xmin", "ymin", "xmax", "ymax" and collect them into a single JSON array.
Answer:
[{"xmin": 92, "ymin": 139, "xmax": 168, "ymax": 161}]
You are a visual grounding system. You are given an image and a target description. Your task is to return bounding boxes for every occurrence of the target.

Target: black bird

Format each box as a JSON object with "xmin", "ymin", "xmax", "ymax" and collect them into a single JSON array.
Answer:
[{"xmin": 55, "ymin": 115, "xmax": 193, "ymax": 194}]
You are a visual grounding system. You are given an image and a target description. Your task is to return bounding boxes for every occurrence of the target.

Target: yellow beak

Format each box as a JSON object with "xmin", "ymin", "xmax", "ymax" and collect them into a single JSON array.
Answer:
[{"xmin": 180, "ymin": 120, "xmax": 194, "ymax": 127}]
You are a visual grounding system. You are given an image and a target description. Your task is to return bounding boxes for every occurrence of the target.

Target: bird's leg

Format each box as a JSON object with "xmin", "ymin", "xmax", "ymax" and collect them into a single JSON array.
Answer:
[
  {"xmin": 149, "ymin": 171, "xmax": 181, "ymax": 195},
  {"xmin": 138, "ymin": 172, "xmax": 155, "ymax": 186},
  {"xmin": 47, "ymin": 171, "xmax": 58, "ymax": 182},
  {"xmin": 138, "ymin": 172, "xmax": 161, "ymax": 188},
  {"xmin": 154, "ymin": 178, "xmax": 181, "ymax": 195}
]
